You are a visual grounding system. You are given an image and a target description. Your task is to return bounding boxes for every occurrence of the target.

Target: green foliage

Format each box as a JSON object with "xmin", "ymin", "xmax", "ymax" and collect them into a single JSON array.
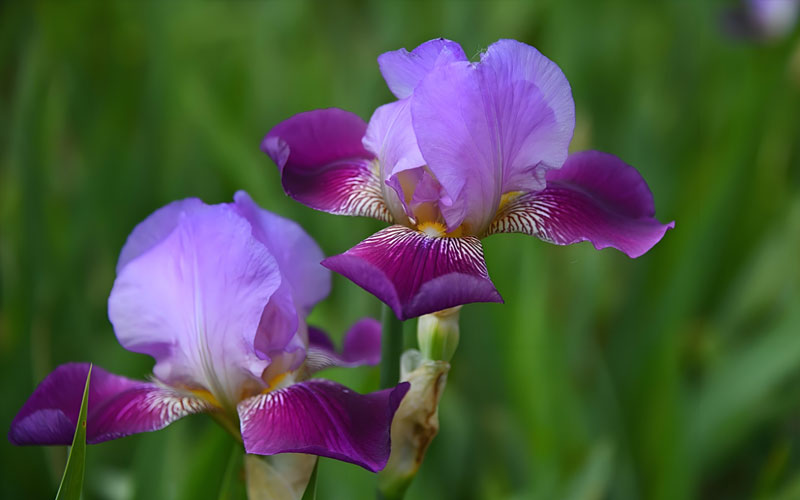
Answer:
[
  {"xmin": 1, "ymin": 1, "xmax": 799, "ymax": 499},
  {"xmin": 55, "ymin": 365, "xmax": 91, "ymax": 500},
  {"xmin": 301, "ymin": 459, "xmax": 319, "ymax": 500}
]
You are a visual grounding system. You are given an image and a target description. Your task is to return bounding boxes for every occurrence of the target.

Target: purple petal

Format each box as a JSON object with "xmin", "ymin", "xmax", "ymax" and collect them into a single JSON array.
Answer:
[
  {"xmin": 238, "ymin": 379, "xmax": 410, "ymax": 472},
  {"xmin": 410, "ymin": 40, "xmax": 574, "ymax": 234},
  {"xmin": 488, "ymin": 150, "xmax": 674, "ymax": 258},
  {"xmin": 233, "ymin": 191, "xmax": 331, "ymax": 317},
  {"xmin": 322, "ymin": 225, "xmax": 502, "ymax": 320},
  {"xmin": 9, "ymin": 363, "xmax": 209, "ymax": 446},
  {"xmin": 263, "ymin": 108, "xmax": 391, "ymax": 222},
  {"xmin": 116, "ymin": 198, "xmax": 205, "ymax": 273},
  {"xmin": 362, "ymin": 99, "xmax": 426, "ymax": 223},
  {"xmin": 306, "ymin": 318, "xmax": 382, "ymax": 371},
  {"xmin": 108, "ymin": 203, "xmax": 283, "ymax": 408},
  {"xmin": 378, "ymin": 38, "xmax": 468, "ymax": 99}
]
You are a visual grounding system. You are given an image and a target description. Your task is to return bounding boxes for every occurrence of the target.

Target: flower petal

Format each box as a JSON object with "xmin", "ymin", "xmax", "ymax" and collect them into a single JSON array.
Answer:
[
  {"xmin": 9, "ymin": 363, "xmax": 209, "ymax": 445},
  {"xmin": 362, "ymin": 99, "xmax": 426, "ymax": 223},
  {"xmin": 238, "ymin": 379, "xmax": 410, "ymax": 472},
  {"xmin": 488, "ymin": 150, "xmax": 674, "ymax": 258},
  {"xmin": 378, "ymin": 38, "xmax": 468, "ymax": 99},
  {"xmin": 410, "ymin": 40, "xmax": 574, "ymax": 234},
  {"xmin": 116, "ymin": 198, "xmax": 205, "ymax": 273},
  {"xmin": 322, "ymin": 225, "xmax": 502, "ymax": 320},
  {"xmin": 305, "ymin": 318, "xmax": 382, "ymax": 372},
  {"xmin": 233, "ymin": 191, "xmax": 331, "ymax": 316},
  {"xmin": 263, "ymin": 108, "xmax": 391, "ymax": 222},
  {"xmin": 108, "ymin": 203, "xmax": 283, "ymax": 408}
]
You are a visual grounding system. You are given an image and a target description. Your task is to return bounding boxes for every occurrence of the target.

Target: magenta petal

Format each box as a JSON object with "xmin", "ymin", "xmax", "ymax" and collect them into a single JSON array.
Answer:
[
  {"xmin": 306, "ymin": 318, "xmax": 382, "ymax": 371},
  {"xmin": 322, "ymin": 225, "xmax": 502, "ymax": 320},
  {"xmin": 238, "ymin": 379, "xmax": 409, "ymax": 472},
  {"xmin": 378, "ymin": 38, "xmax": 467, "ymax": 99},
  {"xmin": 9, "ymin": 363, "xmax": 209, "ymax": 446},
  {"xmin": 488, "ymin": 150, "xmax": 674, "ymax": 258},
  {"xmin": 263, "ymin": 108, "xmax": 391, "ymax": 222}
]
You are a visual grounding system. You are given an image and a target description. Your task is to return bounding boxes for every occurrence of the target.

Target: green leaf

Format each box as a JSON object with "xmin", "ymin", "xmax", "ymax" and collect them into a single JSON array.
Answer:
[
  {"xmin": 300, "ymin": 458, "xmax": 319, "ymax": 500},
  {"xmin": 55, "ymin": 364, "xmax": 91, "ymax": 500}
]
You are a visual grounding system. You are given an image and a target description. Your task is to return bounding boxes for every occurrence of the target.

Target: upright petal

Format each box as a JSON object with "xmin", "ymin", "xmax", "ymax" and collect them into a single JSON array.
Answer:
[
  {"xmin": 378, "ymin": 38, "xmax": 468, "ymax": 99},
  {"xmin": 109, "ymin": 204, "xmax": 283, "ymax": 409},
  {"xmin": 9, "ymin": 363, "xmax": 209, "ymax": 446},
  {"xmin": 116, "ymin": 198, "xmax": 205, "ymax": 273},
  {"xmin": 487, "ymin": 151, "xmax": 674, "ymax": 258},
  {"xmin": 322, "ymin": 225, "xmax": 502, "ymax": 320},
  {"xmin": 363, "ymin": 99, "xmax": 426, "ymax": 223},
  {"xmin": 411, "ymin": 40, "xmax": 574, "ymax": 234},
  {"xmin": 233, "ymin": 191, "xmax": 331, "ymax": 316},
  {"xmin": 263, "ymin": 108, "xmax": 391, "ymax": 222},
  {"xmin": 238, "ymin": 379, "xmax": 409, "ymax": 472},
  {"xmin": 305, "ymin": 318, "xmax": 382, "ymax": 372}
]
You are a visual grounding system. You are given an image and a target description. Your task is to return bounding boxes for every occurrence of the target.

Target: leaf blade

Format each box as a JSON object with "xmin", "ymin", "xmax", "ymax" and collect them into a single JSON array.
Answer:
[{"xmin": 54, "ymin": 364, "xmax": 91, "ymax": 500}]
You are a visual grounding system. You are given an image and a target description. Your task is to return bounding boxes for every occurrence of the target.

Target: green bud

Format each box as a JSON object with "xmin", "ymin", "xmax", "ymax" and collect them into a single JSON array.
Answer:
[{"xmin": 417, "ymin": 306, "xmax": 461, "ymax": 362}]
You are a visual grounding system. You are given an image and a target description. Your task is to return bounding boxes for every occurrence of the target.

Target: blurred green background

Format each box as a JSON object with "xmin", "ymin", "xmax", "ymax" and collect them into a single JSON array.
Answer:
[{"xmin": 2, "ymin": 1, "xmax": 799, "ymax": 499}]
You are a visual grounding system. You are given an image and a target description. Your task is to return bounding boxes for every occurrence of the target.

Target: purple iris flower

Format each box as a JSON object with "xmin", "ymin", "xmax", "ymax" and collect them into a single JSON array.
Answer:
[
  {"xmin": 8, "ymin": 191, "xmax": 409, "ymax": 472},
  {"xmin": 263, "ymin": 38, "xmax": 674, "ymax": 320},
  {"xmin": 724, "ymin": 0, "xmax": 799, "ymax": 41}
]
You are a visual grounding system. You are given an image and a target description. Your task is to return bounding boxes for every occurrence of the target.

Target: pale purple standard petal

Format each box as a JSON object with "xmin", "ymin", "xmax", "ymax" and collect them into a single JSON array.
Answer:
[
  {"xmin": 306, "ymin": 318, "xmax": 382, "ymax": 371},
  {"xmin": 108, "ymin": 204, "xmax": 282, "ymax": 408},
  {"xmin": 233, "ymin": 191, "xmax": 331, "ymax": 316},
  {"xmin": 116, "ymin": 198, "xmax": 205, "ymax": 273},
  {"xmin": 263, "ymin": 109, "xmax": 391, "ymax": 222},
  {"xmin": 239, "ymin": 379, "xmax": 409, "ymax": 472},
  {"xmin": 322, "ymin": 225, "xmax": 502, "ymax": 320},
  {"xmin": 9, "ymin": 363, "xmax": 209, "ymax": 446},
  {"xmin": 410, "ymin": 40, "xmax": 574, "ymax": 234},
  {"xmin": 488, "ymin": 151, "xmax": 674, "ymax": 258},
  {"xmin": 378, "ymin": 38, "xmax": 468, "ymax": 99},
  {"xmin": 363, "ymin": 99, "xmax": 426, "ymax": 222}
]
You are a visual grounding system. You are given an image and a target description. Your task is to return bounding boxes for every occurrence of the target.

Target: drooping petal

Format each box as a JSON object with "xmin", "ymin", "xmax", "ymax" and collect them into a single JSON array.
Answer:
[
  {"xmin": 378, "ymin": 38, "xmax": 468, "ymax": 99},
  {"xmin": 411, "ymin": 39, "xmax": 574, "ymax": 234},
  {"xmin": 322, "ymin": 225, "xmax": 502, "ymax": 320},
  {"xmin": 9, "ymin": 363, "xmax": 210, "ymax": 446},
  {"xmin": 108, "ymin": 204, "xmax": 283, "ymax": 408},
  {"xmin": 233, "ymin": 191, "xmax": 331, "ymax": 316},
  {"xmin": 305, "ymin": 318, "xmax": 382, "ymax": 372},
  {"xmin": 238, "ymin": 379, "xmax": 409, "ymax": 472},
  {"xmin": 263, "ymin": 108, "xmax": 391, "ymax": 222},
  {"xmin": 487, "ymin": 150, "xmax": 674, "ymax": 258}
]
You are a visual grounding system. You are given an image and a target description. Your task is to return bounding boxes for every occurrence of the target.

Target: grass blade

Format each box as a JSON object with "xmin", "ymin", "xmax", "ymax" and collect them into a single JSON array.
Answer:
[{"xmin": 55, "ymin": 364, "xmax": 91, "ymax": 500}]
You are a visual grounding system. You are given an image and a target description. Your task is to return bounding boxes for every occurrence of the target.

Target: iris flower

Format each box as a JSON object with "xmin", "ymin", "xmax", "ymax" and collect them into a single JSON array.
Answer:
[
  {"xmin": 8, "ymin": 192, "xmax": 409, "ymax": 472},
  {"xmin": 263, "ymin": 39, "xmax": 674, "ymax": 320}
]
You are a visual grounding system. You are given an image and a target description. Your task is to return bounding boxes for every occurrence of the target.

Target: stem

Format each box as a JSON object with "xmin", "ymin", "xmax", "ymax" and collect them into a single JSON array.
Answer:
[{"xmin": 380, "ymin": 304, "xmax": 404, "ymax": 389}]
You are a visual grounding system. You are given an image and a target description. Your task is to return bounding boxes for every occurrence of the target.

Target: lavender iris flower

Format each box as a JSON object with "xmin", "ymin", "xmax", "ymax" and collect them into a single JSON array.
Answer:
[
  {"xmin": 263, "ymin": 38, "xmax": 674, "ymax": 320},
  {"xmin": 724, "ymin": 0, "xmax": 800, "ymax": 41},
  {"xmin": 8, "ymin": 191, "xmax": 409, "ymax": 472}
]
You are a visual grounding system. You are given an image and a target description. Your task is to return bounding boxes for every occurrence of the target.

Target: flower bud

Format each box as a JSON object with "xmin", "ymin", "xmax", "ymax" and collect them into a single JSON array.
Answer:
[
  {"xmin": 378, "ymin": 349, "xmax": 450, "ymax": 499},
  {"xmin": 417, "ymin": 306, "xmax": 461, "ymax": 362}
]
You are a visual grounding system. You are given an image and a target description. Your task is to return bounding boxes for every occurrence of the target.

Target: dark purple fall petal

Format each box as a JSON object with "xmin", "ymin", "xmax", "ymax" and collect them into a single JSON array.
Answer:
[
  {"xmin": 487, "ymin": 150, "xmax": 675, "ymax": 258},
  {"xmin": 263, "ymin": 108, "xmax": 391, "ymax": 222},
  {"xmin": 322, "ymin": 225, "xmax": 502, "ymax": 320},
  {"xmin": 238, "ymin": 379, "xmax": 410, "ymax": 472},
  {"xmin": 9, "ymin": 363, "xmax": 209, "ymax": 446},
  {"xmin": 378, "ymin": 38, "xmax": 468, "ymax": 99},
  {"xmin": 306, "ymin": 318, "xmax": 382, "ymax": 372},
  {"xmin": 410, "ymin": 39, "xmax": 574, "ymax": 233}
]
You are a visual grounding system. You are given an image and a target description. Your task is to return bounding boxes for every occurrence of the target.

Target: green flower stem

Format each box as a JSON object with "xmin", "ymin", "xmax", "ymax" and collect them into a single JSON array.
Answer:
[{"xmin": 380, "ymin": 305, "xmax": 404, "ymax": 389}]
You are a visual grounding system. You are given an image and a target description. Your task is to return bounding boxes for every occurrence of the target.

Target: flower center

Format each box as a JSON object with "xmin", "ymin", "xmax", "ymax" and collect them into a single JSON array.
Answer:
[{"xmin": 417, "ymin": 221, "xmax": 463, "ymax": 238}]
